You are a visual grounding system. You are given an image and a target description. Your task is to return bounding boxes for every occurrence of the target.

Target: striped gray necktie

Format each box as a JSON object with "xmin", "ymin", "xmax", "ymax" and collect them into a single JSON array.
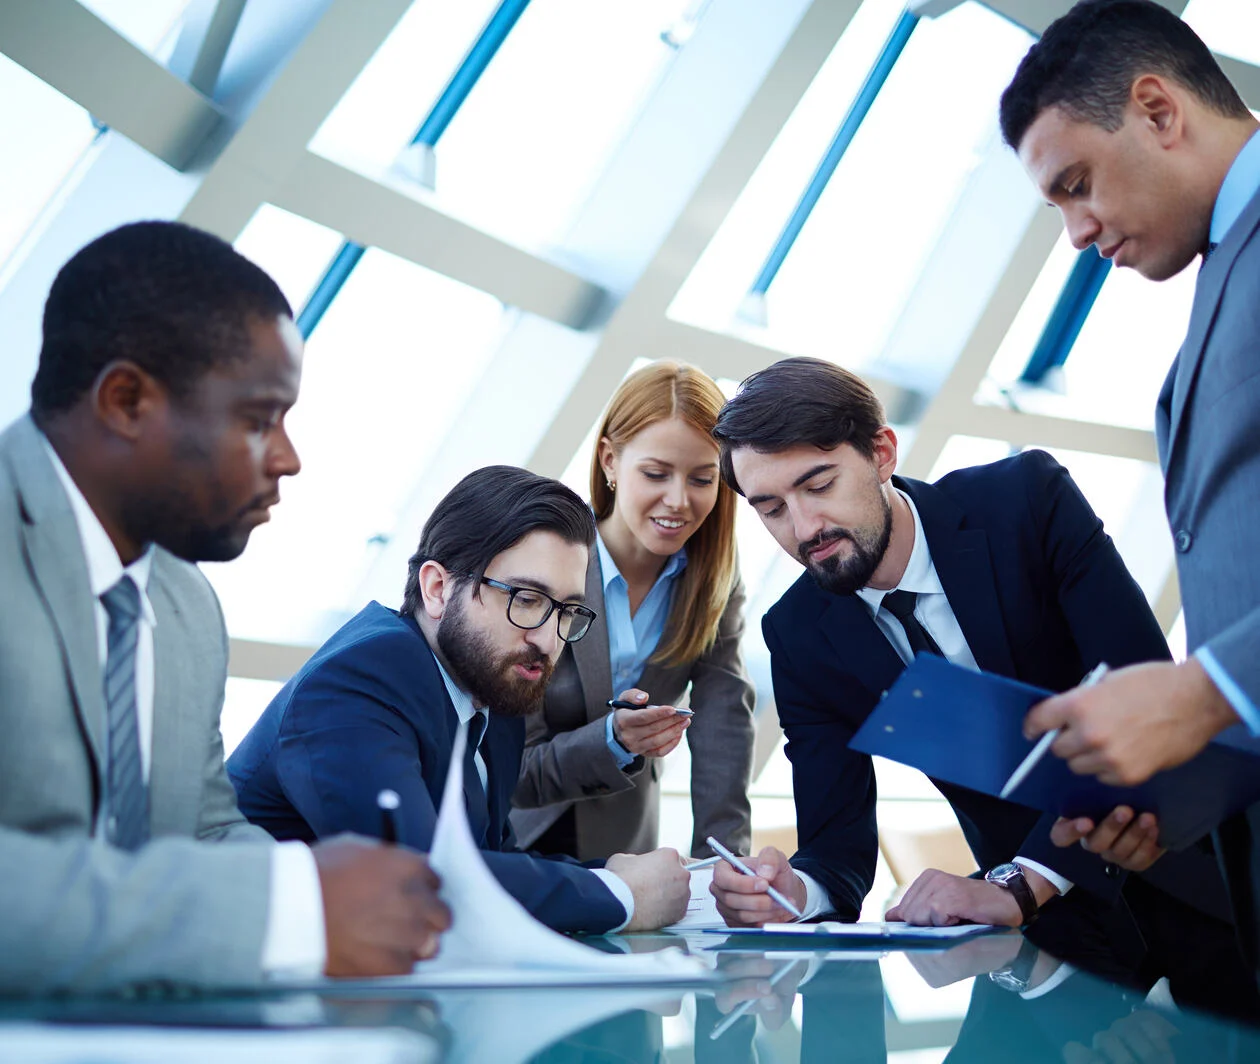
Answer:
[{"xmin": 101, "ymin": 575, "xmax": 150, "ymax": 850}]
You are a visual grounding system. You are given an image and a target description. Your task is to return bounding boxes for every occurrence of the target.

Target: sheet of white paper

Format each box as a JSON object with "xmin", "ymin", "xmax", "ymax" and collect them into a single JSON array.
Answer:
[
  {"xmin": 412, "ymin": 723, "xmax": 708, "ymax": 984},
  {"xmin": 662, "ymin": 867, "xmax": 726, "ymax": 931},
  {"xmin": 754, "ymin": 921, "xmax": 998, "ymax": 939},
  {"xmin": 0, "ymin": 1024, "xmax": 438, "ymax": 1064}
]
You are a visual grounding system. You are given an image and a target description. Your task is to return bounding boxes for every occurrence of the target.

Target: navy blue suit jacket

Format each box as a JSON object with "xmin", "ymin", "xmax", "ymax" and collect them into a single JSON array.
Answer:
[
  {"xmin": 765, "ymin": 450, "xmax": 1229, "ymax": 927},
  {"xmin": 227, "ymin": 602, "xmax": 626, "ymax": 933}
]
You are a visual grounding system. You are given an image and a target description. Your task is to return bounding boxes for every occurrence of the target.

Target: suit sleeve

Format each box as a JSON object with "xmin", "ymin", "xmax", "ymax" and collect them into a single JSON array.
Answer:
[
  {"xmin": 765, "ymin": 613, "xmax": 877, "ymax": 922},
  {"xmin": 0, "ymin": 825, "xmax": 271, "ymax": 992},
  {"xmin": 685, "ymin": 576, "xmax": 755, "ymax": 858},
  {"xmin": 512, "ymin": 696, "xmax": 642, "ymax": 810},
  {"xmin": 1012, "ymin": 451, "xmax": 1174, "ymax": 895},
  {"xmin": 272, "ymin": 654, "xmax": 626, "ymax": 934}
]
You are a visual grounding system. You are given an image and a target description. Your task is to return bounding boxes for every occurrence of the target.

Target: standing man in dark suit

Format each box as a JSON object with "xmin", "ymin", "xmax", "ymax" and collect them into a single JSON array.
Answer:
[
  {"xmin": 707, "ymin": 357, "xmax": 1255, "ymax": 1011},
  {"xmin": 0, "ymin": 221, "xmax": 450, "ymax": 992},
  {"xmin": 229, "ymin": 465, "xmax": 691, "ymax": 934},
  {"xmin": 997, "ymin": 0, "xmax": 1260, "ymax": 980}
]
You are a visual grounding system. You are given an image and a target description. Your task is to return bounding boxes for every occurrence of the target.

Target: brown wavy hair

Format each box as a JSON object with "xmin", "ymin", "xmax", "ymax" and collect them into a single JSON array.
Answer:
[{"xmin": 590, "ymin": 361, "xmax": 738, "ymax": 667}]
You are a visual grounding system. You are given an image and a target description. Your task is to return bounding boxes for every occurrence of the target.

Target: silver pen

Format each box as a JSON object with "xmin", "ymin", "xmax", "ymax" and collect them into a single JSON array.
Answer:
[
  {"xmin": 706, "ymin": 835, "xmax": 804, "ymax": 919},
  {"xmin": 999, "ymin": 662, "xmax": 1110, "ymax": 800}
]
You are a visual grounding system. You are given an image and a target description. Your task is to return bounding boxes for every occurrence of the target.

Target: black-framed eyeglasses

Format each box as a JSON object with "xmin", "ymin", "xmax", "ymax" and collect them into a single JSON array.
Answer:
[{"xmin": 477, "ymin": 577, "xmax": 597, "ymax": 643}]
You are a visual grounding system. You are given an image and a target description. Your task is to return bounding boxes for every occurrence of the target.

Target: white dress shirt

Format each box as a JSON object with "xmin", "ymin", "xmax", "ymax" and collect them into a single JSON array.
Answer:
[
  {"xmin": 43, "ymin": 438, "xmax": 325, "ymax": 976},
  {"xmin": 432, "ymin": 652, "xmax": 636, "ymax": 930},
  {"xmin": 793, "ymin": 489, "xmax": 1070, "ymax": 921}
]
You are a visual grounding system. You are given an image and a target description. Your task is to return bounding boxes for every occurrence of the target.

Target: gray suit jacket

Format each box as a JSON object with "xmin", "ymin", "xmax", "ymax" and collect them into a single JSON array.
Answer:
[
  {"xmin": 1156, "ymin": 184, "xmax": 1260, "ymax": 965},
  {"xmin": 0, "ymin": 415, "xmax": 274, "ymax": 992},
  {"xmin": 510, "ymin": 550, "xmax": 755, "ymax": 860}
]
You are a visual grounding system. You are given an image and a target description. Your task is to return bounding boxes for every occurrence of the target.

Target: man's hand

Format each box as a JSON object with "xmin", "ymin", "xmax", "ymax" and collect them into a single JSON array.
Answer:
[
  {"xmin": 1024, "ymin": 660, "xmax": 1238, "ymax": 787},
  {"xmin": 710, "ymin": 846, "xmax": 806, "ymax": 927},
  {"xmin": 605, "ymin": 847, "xmax": 690, "ymax": 931},
  {"xmin": 906, "ymin": 932, "xmax": 1025, "ymax": 987},
  {"xmin": 611, "ymin": 689, "xmax": 689, "ymax": 758},
  {"xmin": 1049, "ymin": 808, "xmax": 1166, "ymax": 872},
  {"xmin": 711, "ymin": 956, "xmax": 808, "ymax": 1032},
  {"xmin": 1062, "ymin": 1008, "xmax": 1180, "ymax": 1064},
  {"xmin": 313, "ymin": 835, "xmax": 451, "ymax": 977},
  {"xmin": 885, "ymin": 866, "xmax": 1058, "ymax": 928}
]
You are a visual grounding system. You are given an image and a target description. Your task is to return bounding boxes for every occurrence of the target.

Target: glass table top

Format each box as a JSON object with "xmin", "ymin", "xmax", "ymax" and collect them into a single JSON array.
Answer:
[{"xmin": 2, "ymin": 926, "xmax": 1257, "ymax": 1063}]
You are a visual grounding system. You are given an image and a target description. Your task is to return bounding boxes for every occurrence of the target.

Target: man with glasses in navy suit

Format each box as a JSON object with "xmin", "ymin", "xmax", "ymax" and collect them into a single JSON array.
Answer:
[{"xmin": 229, "ymin": 464, "xmax": 690, "ymax": 934}]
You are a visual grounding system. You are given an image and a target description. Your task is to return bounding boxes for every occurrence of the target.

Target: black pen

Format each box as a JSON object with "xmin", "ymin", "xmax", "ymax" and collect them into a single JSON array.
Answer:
[
  {"xmin": 377, "ymin": 788, "xmax": 401, "ymax": 844},
  {"xmin": 606, "ymin": 698, "xmax": 693, "ymax": 717}
]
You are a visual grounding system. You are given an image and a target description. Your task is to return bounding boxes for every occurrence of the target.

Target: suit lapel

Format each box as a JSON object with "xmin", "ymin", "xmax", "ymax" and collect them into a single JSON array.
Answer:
[
  {"xmin": 1165, "ymin": 187, "xmax": 1260, "ymax": 469},
  {"xmin": 147, "ymin": 561, "xmax": 198, "ymax": 836},
  {"xmin": 821, "ymin": 594, "xmax": 904, "ymax": 698},
  {"xmin": 900, "ymin": 477, "xmax": 1016, "ymax": 678},
  {"xmin": 572, "ymin": 549, "xmax": 613, "ymax": 720},
  {"xmin": 9, "ymin": 418, "xmax": 106, "ymax": 779}
]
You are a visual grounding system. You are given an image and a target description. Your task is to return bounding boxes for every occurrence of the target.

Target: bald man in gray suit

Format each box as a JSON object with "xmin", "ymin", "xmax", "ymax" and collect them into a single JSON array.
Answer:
[{"xmin": 0, "ymin": 221, "xmax": 449, "ymax": 992}]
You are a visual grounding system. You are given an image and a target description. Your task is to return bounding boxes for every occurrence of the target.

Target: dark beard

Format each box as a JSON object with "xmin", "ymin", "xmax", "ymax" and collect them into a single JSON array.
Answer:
[
  {"xmin": 437, "ymin": 593, "xmax": 554, "ymax": 717},
  {"xmin": 800, "ymin": 491, "xmax": 892, "ymax": 596}
]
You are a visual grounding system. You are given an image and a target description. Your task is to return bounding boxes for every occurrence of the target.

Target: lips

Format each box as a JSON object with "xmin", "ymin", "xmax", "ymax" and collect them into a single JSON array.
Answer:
[
  {"xmin": 800, "ymin": 529, "xmax": 850, "ymax": 565},
  {"xmin": 650, "ymin": 516, "xmax": 686, "ymax": 533},
  {"xmin": 1099, "ymin": 239, "xmax": 1125, "ymax": 261}
]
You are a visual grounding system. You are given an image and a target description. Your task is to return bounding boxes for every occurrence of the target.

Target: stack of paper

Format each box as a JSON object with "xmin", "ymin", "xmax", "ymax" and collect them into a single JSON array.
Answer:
[{"xmin": 662, "ymin": 866, "xmax": 727, "ymax": 931}]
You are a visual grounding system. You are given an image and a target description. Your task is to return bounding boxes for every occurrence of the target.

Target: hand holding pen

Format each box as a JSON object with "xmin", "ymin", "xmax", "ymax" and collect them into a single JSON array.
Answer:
[
  {"xmin": 707, "ymin": 838, "xmax": 805, "ymax": 922},
  {"xmin": 605, "ymin": 688, "xmax": 690, "ymax": 758}
]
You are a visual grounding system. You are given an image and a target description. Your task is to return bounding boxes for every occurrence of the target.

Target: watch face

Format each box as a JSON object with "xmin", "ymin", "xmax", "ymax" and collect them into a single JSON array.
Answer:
[{"xmin": 987, "ymin": 863, "xmax": 1020, "ymax": 882}]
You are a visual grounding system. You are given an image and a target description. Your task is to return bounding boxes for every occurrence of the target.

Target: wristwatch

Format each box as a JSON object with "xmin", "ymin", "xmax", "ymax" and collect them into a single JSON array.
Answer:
[
  {"xmin": 988, "ymin": 937, "xmax": 1041, "ymax": 993},
  {"xmin": 984, "ymin": 862, "xmax": 1039, "ymax": 924}
]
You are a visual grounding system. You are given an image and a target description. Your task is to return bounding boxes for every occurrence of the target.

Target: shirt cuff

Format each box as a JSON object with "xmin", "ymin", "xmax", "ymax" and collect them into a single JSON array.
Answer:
[
  {"xmin": 792, "ymin": 870, "xmax": 834, "ymax": 922},
  {"xmin": 1196, "ymin": 646, "xmax": 1260, "ymax": 735},
  {"xmin": 261, "ymin": 841, "xmax": 326, "ymax": 977},
  {"xmin": 1020, "ymin": 961, "xmax": 1076, "ymax": 1000},
  {"xmin": 1013, "ymin": 857, "xmax": 1073, "ymax": 897},
  {"xmin": 591, "ymin": 868, "xmax": 635, "ymax": 931},
  {"xmin": 604, "ymin": 712, "xmax": 636, "ymax": 769}
]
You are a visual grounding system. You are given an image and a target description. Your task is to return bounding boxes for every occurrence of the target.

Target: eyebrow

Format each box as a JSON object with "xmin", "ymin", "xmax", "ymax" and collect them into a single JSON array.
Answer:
[
  {"xmin": 1046, "ymin": 164, "xmax": 1076, "ymax": 200},
  {"xmin": 500, "ymin": 576, "xmax": 585, "ymax": 604},
  {"xmin": 746, "ymin": 463, "xmax": 837, "ymax": 507},
  {"xmin": 639, "ymin": 457, "xmax": 719, "ymax": 470}
]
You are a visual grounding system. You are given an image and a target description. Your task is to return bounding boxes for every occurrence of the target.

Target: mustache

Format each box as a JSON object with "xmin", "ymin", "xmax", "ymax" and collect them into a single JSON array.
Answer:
[
  {"xmin": 798, "ymin": 528, "xmax": 851, "ymax": 563},
  {"xmin": 236, "ymin": 492, "xmax": 280, "ymax": 518}
]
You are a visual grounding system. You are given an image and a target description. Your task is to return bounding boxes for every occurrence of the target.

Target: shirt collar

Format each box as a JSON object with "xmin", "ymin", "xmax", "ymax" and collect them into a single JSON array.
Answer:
[
  {"xmin": 432, "ymin": 650, "xmax": 487, "ymax": 728},
  {"xmin": 1211, "ymin": 128, "xmax": 1260, "ymax": 245},
  {"xmin": 40, "ymin": 432, "xmax": 156, "ymax": 626},
  {"xmin": 854, "ymin": 488, "xmax": 942, "ymax": 613},
  {"xmin": 595, "ymin": 530, "xmax": 687, "ymax": 595}
]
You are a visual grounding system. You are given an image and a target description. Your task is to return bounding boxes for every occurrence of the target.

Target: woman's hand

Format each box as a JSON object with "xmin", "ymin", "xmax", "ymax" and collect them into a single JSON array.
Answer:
[{"xmin": 612, "ymin": 688, "xmax": 690, "ymax": 757}]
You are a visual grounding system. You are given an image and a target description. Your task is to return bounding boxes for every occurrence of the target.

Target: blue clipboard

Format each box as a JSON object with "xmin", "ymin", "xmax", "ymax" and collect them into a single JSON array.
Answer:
[{"xmin": 849, "ymin": 654, "xmax": 1260, "ymax": 850}]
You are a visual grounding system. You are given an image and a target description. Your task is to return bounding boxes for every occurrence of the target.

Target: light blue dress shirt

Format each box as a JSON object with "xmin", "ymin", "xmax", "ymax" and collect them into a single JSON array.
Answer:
[
  {"xmin": 1194, "ymin": 128, "xmax": 1260, "ymax": 736},
  {"xmin": 596, "ymin": 532, "xmax": 687, "ymax": 767}
]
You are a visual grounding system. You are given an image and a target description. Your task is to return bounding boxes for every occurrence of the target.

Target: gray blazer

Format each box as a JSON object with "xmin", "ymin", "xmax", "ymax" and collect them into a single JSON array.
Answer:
[
  {"xmin": 510, "ymin": 550, "xmax": 755, "ymax": 860},
  {"xmin": 1156, "ymin": 184, "xmax": 1260, "ymax": 965},
  {"xmin": 0, "ymin": 415, "xmax": 274, "ymax": 993}
]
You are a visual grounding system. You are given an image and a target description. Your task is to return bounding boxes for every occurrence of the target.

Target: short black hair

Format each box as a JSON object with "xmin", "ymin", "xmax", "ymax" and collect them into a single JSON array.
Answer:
[
  {"xmin": 712, "ymin": 357, "xmax": 886, "ymax": 495},
  {"xmin": 400, "ymin": 466, "xmax": 596, "ymax": 617},
  {"xmin": 31, "ymin": 220, "xmax": 292, "ymax": 420},
  {"xmin": 1000, "ymin": 0, "xmax": 1250, "ymax": 151}
]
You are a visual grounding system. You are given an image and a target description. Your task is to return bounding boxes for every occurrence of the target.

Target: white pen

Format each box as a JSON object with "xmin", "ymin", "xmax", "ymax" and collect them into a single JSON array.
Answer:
[
  {"xmin": 1000, "ymin": 661, "xmax": 1110, "ymax": 799},
  {"xmin": 708, "ymin": 959, "xmax": 801, "ymax": 1041},
  {"xmin": 706, "ymin": 835, "xmax": 804, "ymax": 919},
  {"xmin": 687, "ymin": 855, "xmax": 723, "ymax": 870}
]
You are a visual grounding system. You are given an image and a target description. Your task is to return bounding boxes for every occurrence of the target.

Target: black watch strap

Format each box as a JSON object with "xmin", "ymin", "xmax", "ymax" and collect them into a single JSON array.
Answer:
[{"xmin": 986, "ymin": 863, "xmax": 1039, "ymax": 924}]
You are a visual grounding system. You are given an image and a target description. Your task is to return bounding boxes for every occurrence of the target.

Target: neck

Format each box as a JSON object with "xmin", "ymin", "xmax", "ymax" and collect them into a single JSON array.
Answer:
[
  {"xmin": 1202, "ymin": 115, "xmax": 1260, "ymax": 211},
  {"xmin": 866, "ymin": 487, "xmax": 914, "ymax": 592},
  {"xmin": 415, "ymin": 609, "xmax": 485, "ymax": 709},
  {"xmin": 42, "ymin": 416, "xmax": 144, "ymax": 565},
  {"xmin": 597, "ymin": 514, "xmax": 668, "ymax": 589}
]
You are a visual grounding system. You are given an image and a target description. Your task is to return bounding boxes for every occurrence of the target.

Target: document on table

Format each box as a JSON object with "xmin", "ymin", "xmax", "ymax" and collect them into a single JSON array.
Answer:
[
  {"xmin": 662, "ymin": 866, "xmax": 727, "ymax": 931},
  {"xmin": 714, "ymin": 921, "xmax": 999, "ymax": 942},
  {"xmin": 289, "ymin": 723, "xmax": 711, "ymax": 990},
  {"xmin": 0, "ymin": 1025, "xmax": 438, "ymax": 1064}
]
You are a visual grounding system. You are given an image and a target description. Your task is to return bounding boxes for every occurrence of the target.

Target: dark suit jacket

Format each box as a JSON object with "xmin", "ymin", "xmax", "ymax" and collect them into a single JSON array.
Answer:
[
  {"xmin": 227, "ymin": 602, "xmax": 626, "ymax": 934},
  {"xmin": 1157, "ymin": 183, "xmax": 1260, "ymax": 969},
  {"xmin": 511, "ymin": 551, "xmax": 755, "ymax": 861},
  {"xmin": 763, "ymin": 450, "xmax": 1230, "ymax": 934}
]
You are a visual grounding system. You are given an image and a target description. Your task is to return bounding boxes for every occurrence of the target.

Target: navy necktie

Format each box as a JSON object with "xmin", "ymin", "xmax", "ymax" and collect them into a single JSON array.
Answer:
[
  {"xmin": 882, "ymin": 589, "xmax": 944, "ymax": 660},
  {"xmin": 463, "ymin": 713, "xmax": 489, "ymax": 845},
  {"xmin": 101, "ymin": 575, "xmax": 150, "ymax": 850}
]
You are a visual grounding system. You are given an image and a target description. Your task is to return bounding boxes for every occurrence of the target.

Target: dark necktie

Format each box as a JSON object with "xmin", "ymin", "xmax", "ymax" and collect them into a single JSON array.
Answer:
[
  {"xmin": 1204, "ymin": 241, "xmax": 1219, "ymax": 263},
  {"xmin": 463, "ymin": 713, "xmax": 489, "ymax": 846},
  {"xmin": 101, "ymin": 575, "xmax": 150, "ymax": 850},
  {"xmin": 882, "ymin": 589, "xmax": 944, "ymax": 660}
]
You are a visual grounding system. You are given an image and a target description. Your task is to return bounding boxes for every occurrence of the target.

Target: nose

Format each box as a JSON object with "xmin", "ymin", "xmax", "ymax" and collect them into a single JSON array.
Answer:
[
  {"xmin": 789, "ymin": 499, "xmax": 825, "ymax": 547},
  {"xmin": 1065, "ymin": 208, "xmax": 1101, "ymax": 252},
  {"xmin": 526, "ymin": 614, "xmax": 562, "ymax": 659},
  {"xmin": 268, "ymin": 423, "xmax": 302, "ymax": 478},
  {"xmin": 663, "ymin": 475, "xmax": 687, "ymax": 511}
]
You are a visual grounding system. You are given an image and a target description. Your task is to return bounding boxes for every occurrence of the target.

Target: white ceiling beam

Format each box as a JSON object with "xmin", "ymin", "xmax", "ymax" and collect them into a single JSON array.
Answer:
[
  {"xmin": 0, "ymin": 0, "xmax": 222, "ymax": 171},
  {"xmin": 228, "ymin": 638, "xmax": 314, "ymax": 683},
  {"xmin": 178, "ymin": 0, "xmax": 412, "ymax": 240},
  {"xmin": 949, "ymin": 404, "xmax": 1156, "ymax": 463},
  {"xmin": 272, "ymin": 153, "xmax": 606, "ymax": 330},
  {"xmin": 169, "ymin": 0, "xmax": 248, "ymax": 98}
]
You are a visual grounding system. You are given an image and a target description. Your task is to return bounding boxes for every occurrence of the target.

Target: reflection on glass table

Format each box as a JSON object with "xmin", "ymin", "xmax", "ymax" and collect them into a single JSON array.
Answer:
[{"xmin": 5, "ymin": 927, "xmax": 1258, "ymax": 1064}]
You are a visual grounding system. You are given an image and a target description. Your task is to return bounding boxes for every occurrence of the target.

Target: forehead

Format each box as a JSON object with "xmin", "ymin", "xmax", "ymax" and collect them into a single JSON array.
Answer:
[
  {"xmin": 192, "ymin": 314, "xmax": 304, "ymax": 404},
  {"xmin": 485, "ymin": 529, "xmax": 588, "ymax": 596},
  {"xmin": 1017, "ymin": 106, "xmax": 1112, "ymax": 194},
  {"xmin": 620, "ymin": 416, "xmax": 718, "ymax": 462}
]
